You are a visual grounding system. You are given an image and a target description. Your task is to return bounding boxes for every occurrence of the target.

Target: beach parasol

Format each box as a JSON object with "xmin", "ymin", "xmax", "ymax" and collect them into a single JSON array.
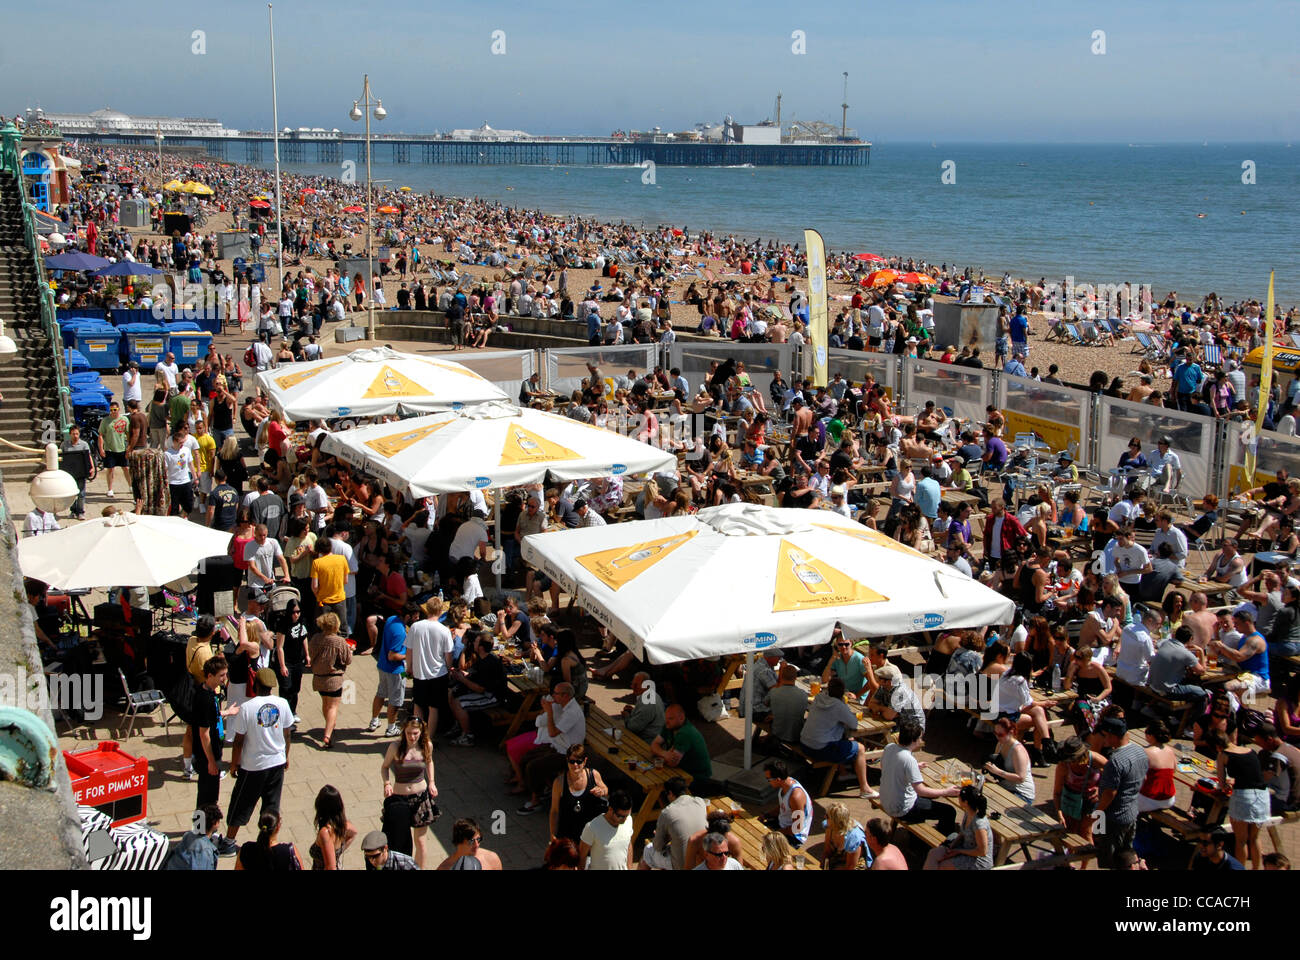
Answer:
[
  {"xmin": 398, "ymin": 186, "xmax": 412, "ymax": 192},
  {"xmin": 342, "ymin": 205, "xmax": 364, "ymax": 213},
  {"xmin": 180, "ymin": 181, "xmax": 214, "ymax": 195},
  {"xmin": 17, "ymin": 512, "xmax": 232, "ymax": 591},
  {"xmin": 522, "ymin": 503, "xmax": 1015, "ymax": 768},
  {"xmin": 45, "ymin": 251, "xmax": 112, "ymax": 271},
  {"xmin": 90, "ymin": 261, "xmax": 165, "ymax": 278},
  {"xmin": 162, "ymin": 179, "xmax": 186, "ymax": 192},
  {"xmin": 898, "ymin": 272, "xmax": 935, "ymax": 286},
  {"xmin": 864, "ymin": 269, "xmax": 899, "ymax": 288},
  {"xmin": 377, "ymin": 205, "xmax": 399, "ymax": 214},
  {"xmin": 853, "ymin": 252, "xmax": 886, "ymax": 262},
  {"xmin": 255, "ymin": 346, "xmax": 508, "ymax": 421},
  {"xmin": 249, "ymin": 199, "xmax": 271, "ymax": 209},
  {"xmin": 300, "ymin": 188, "xmax": 317, "ymax": 195}
]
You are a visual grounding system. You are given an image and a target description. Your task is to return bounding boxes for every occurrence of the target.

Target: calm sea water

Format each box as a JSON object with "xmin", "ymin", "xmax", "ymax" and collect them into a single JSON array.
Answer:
[{"xmin": 262, "ymin": 142, "xmax": 1300, "ymax": 306}]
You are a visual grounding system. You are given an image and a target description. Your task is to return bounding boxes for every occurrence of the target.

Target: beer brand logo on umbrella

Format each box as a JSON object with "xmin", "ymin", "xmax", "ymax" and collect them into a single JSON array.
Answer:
[
  {"xmin": 815, "ymin": 523, "xmax": 930, "ymax": 560},
  {"xmin": 363, "ymin": 365, "xmax": 433, "ymax": 399},
  {"xmin": 364, "ymin": 420, "xmax": 452, "ymax": 459},
  {"xmin": 773, "ymin": 539, "xmax": 886, "ymax": 612},
  {"xmin": 499, "ymin": 425, "xmax": 579, "ymax": 465},
  {"xmin": 417, "ymin": 357, "xmax": 489, "ymax": 382},
  {"xmin": 577, "ymin": 531, "xmax": 698, "ymax": 590},
  {"xmin": 275, "ymin": 359, "xmax": 343, "ymax": 390}
]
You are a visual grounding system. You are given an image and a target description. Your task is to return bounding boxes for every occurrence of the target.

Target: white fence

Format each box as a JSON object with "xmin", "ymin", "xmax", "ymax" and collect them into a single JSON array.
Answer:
[
  {"xmin": 828, "ymin": 349, "xmax": 900, "ymax": 398},
  {"xmin": 903, "ymin": 358, "xmax": 994, "ymax": 427},
  {"xmin": 1098, "ymin": 397, "xmax": 1216, "ymax": 499},
  {"xmin": 449, "ymin": 348, "xmax": 535, "ymax": 403},
  {"xmin": 998, "ymin": 375, "xmax": 1091, "ymax": 460},
  {"xmin": 1224, "ymin": 422, "xmax": 1300, "ymax": 496},
  {"xmin": 669, "ymin": 342, "xmax": 794, "ymax": 406},
  {"xmin": 544, "ymin": 345, "xmax": 657, "ymax": 398}
]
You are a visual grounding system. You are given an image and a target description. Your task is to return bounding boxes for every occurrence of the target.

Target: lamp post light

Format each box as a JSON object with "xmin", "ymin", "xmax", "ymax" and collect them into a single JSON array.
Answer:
[
  {"xmin": 350, "ymin": 75, "xmax": 386, "ymax": 340},
  {"xmin": 155, "ymin": 125, "xmax": 164, "ymax": 189}
]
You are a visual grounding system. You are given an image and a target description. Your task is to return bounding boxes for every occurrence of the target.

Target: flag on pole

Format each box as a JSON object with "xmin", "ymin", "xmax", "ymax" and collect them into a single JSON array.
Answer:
[
  {"xmin": 1243, "ymin": 270, "xmax": 1275, "ymax": 485},
  {"xmin": 803, "ymin": 228, "xmax": 828, "ymax": 387}
]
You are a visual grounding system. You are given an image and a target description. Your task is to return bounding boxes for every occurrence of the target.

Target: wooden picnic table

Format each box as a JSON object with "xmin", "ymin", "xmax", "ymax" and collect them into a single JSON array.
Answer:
[
  {"xmin": 941, "ymin": 488, "xmax": 983, "ymax": 510},
  {"xmin": 919, "ymin": 762, "xmax": 1075, "ymax": 866},
  {"xmin": 712, "ymin": 795, "xmax": 820, "ymax": 870},
  {"xmin": 1184, "ymin": 577, "xmax": 1240, "ymax": 600},
  {"xmin": 502, "ymin": 671, "xmax": 543, "ymax": 743},
  {"xmin": 794, "ymin": 676, "xmax": 896, "ymax": 741},
  {"xmin": 585, "ymin": 705, "xmax": 689, "ymax": 837}
]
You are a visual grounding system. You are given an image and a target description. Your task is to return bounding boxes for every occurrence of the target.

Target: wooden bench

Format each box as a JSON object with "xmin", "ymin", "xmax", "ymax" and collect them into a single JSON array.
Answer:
[
  {"xmin": 714, "ymin": 796, "xmax": 820, "ymax": 870},
  {"xmin": 790, "ymin": 745, "xmax": 846, "ymax": 797}
]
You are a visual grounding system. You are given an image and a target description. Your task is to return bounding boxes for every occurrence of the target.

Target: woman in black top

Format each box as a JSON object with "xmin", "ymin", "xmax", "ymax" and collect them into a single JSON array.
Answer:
[
  {"xmin": 548, "ymin": 744, "xmax": 608, "ymax": 844},
  {"xmin": 217, "ymin": 435, "xmax": 248, "ymax": 494},
  {"xmin": 274, "ymin": 598, "xmax": 308, "ymax": 719},
  {"xmin": 236, "ymin": 811, "xmax": 301, "ymax": 870}
]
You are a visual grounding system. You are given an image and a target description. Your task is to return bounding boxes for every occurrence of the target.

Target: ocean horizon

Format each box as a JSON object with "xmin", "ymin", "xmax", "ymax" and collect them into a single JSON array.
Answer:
[{"xmin": 255, "ymin": 141, "xmax": 1299, "ymax": 306}]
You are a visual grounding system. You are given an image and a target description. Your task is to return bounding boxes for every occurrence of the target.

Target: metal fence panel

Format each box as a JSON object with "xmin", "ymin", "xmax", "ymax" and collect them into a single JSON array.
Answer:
[
  {"xmin": 450, "ymin": 348, "xmax": 535, "ymax": 401},
  {"xmin": 828, "ymin": 349, "xmax": 900, "ymax": 399},
  {"xmin": 545, "ymin": 345, "xmax": 656, "ymax": 397},
  {"xmin": 1224, "ymin": 422, "xmax": 1300, "ymax": 496},
  {"xmin": 668, "ymin": 342, "xmax": 793, "ymax": 405},
  {"xmin": 999, "ymin": 375, "xmax": 1092, "ymax": 464},
  {"xmin": 903, "ymin": 358, "xmax": 994, "ymax": 426},
  {"xmin": 1098, "ymin": 398, "xmax": 1215, "ymax": 499}
]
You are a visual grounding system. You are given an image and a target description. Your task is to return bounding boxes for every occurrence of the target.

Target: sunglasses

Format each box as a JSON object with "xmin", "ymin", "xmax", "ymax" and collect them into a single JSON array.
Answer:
[
  {"xmin": 568, "ymin": 757, "xmax": 586, "ymax": 766},
  {"xmin": 836, "ymin": 642, "xmax": 851, "ymax": 648},
  {"xmin": 705, "ymin": 848, "xmax": 728, "ymax": 857},
  {"xmin": 363, "ymin": 850, "xmax": 385, "ymax": 860}
]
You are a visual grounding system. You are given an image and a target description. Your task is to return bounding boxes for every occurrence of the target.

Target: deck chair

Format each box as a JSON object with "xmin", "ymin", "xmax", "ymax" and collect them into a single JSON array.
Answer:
[
  {"xmin": 1061, "ymin": 323, "xmax": 1084, "ymax": 345},
  {"xmin": 1203, "ymin": 344, "xmax": 1222, "ymax": 367},
  {"xmin": 1132, "ymin": 331, "xmax": 1155, "ymax": 355}
]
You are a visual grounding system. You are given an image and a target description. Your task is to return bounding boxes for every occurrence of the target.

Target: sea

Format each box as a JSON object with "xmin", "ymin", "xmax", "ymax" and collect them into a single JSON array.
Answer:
[{"xmin": 259, "ymin": 142, "xmax": 1300, "ymax": 306}]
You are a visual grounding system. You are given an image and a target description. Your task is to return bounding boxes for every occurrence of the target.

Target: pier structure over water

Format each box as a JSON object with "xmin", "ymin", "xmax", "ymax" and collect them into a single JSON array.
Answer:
[{"xmin": 74, "ymin": 132, "xmax": 870, "ymax": 167}]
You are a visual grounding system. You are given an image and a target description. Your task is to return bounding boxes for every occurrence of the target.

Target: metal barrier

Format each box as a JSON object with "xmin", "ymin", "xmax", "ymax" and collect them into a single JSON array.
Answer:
[
  {"xmin": 1097, "ymin": 397, "xmax": 1216, "ymax": 500},
  {"xmin": 998, "ymin": 374, "xmax": 1091, "ymax": 464},
  {"xmin": 828, "ymin": 349, "xmax": 900, "ymax": 399},
  {"xmin": 545, "ymin": 344, "xmax": 656, "ymax": 397},
  {"xmin": 669, "ymin": 342, "xmax": 793, "ymax": 407},
  {"xmin": 1223, "ymin": 422, "xmax": 1300, "ymax": 497},
  {"xmin": 448, "ymin": 348, "xmax": 535, "ymax": 402},
  {"xmin": 903, "ymin": 357, "xmax": 994, "ymax": 427}
]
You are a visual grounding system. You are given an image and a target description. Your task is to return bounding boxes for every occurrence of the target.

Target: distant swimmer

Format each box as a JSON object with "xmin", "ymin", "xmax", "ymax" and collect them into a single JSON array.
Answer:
[{"xmin": 1197, "ymin": 213, "xmax": 1207, "ymax": 218}]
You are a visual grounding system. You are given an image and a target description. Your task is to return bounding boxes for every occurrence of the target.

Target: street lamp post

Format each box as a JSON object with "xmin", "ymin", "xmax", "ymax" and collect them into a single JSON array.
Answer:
[
  {"xmin": 155, "ymin": 125, "xmax": 163, "ymax": 189},
  {"xmin": 350, "ymin": 76, "xmax": 386, "ymax": 340}
]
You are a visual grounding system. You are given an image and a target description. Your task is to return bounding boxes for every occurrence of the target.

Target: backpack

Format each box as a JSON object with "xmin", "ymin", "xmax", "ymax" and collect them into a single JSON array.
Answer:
[{"xmin": 244, "ymin": 344, "xmax": 257, "ymax": 369}]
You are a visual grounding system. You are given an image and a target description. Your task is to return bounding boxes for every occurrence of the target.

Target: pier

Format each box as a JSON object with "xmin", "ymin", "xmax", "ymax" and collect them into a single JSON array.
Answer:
[{"xmin": 72, "ymin": 132, "xmax": 870, "ymax": 167}]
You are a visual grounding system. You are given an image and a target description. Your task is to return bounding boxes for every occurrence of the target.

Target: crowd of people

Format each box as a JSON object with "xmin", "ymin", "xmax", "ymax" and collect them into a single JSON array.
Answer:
[{"xmin": 20, "ymin": 144, "xmax": 1299, "ymax": 872}]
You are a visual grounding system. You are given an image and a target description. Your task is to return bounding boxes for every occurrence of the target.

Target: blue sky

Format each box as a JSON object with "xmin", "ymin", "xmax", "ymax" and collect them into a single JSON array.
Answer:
[{"xmin": 7, "ymin": 0, "xmax": 1299, "ymax": 141}]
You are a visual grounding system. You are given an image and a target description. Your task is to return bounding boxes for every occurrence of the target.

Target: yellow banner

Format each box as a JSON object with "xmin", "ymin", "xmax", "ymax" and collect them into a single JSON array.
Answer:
[
  {"xmin": 577, "ymin": 531, "xmax": 698, "ymax": 590},
  {"xmin": 1244, "ymin": 271, "xmax": 1275, "ymax": 485},
  {"xmin": 499, "ymin": 425, "xmax": 580, "ymax": 465},
  {"xmin": 773, "ymin": 539, "xmax": 886, "ymax": 612},
  {"xmin": 364, "ymin": 420, "xmax": 452, "ymax": 459},
  {"xmin": 804, "ymin": 228, "xmax": 829, "ymax": 388},
  {"xmin": 363, "ymin": 365, "xmax": 433, "ymax": 399},
  {"xmin": 1001, "ymin": 409, "xmax": 1081, "ymax": 459}
]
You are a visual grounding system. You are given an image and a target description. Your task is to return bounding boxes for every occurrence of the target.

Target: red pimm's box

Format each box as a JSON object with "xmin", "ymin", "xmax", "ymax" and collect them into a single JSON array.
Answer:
[{"xmin": 64, "ymin": 742, "xmax": 149, "ymax": 827}]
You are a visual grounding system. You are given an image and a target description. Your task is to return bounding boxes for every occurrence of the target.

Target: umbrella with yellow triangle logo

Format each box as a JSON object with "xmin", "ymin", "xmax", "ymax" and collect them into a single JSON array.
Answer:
[{"xmin": 256, "ymin": 346, "xmax": 506, "ymax": 420}]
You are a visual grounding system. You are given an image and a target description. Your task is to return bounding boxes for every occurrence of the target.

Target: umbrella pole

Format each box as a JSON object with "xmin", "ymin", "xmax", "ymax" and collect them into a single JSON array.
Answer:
[
  {"xmin": 743, "ymin": 650, "xmax": 754, "ymax": 770},
  {"xmin": 493, "ymin": 489, "xmax": 503, "ymax": 595}
]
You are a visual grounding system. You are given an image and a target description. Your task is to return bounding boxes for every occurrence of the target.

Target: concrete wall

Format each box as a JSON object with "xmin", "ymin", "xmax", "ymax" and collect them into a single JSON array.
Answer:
[{"xmin": 0, "ymin": 472, "xmax": 88, "ymax": 869}]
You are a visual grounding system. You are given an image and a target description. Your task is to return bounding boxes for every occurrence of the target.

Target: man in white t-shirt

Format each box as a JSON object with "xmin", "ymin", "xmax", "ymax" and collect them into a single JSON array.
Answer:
[
  {"xmin": 406, "ymin": 597, "xmax": 455, "ymax": 731},
  {"xmin": 243, "ymin": 523, "xmax": 289, "ymax": 588},
  {"xmin": 1106, "ymin": 491, "xmax": 1141, "ymax": 533},
  {"xmin": 579, "ymin": 791, "xmax": 634, "ymax": 870},
  {"xmin": 121, "ymin": 361, "xmax": 143, "ymax": 404},
  {"xmin": 449, "ymin": 510, "xmax": 490, "ymax": 563},
  {"xmin": 157, "ymin": 352, "xmax": 179, "ymax": 390},
  {"xmin": 225, "ymin": 668, "xmax": 292, "ymax": 842},
  {"xmin": 693, "ymin": 831, "xmax": 744, "ymax": 870},
  {"xmin": 1112, "ymin": 526, "xmax": 1152, "ymax": 601},
  {"xmin": 1115, "ymin": 607, "xmax": 1162, "ymax": 687},
  {"xmin": 24, "ymin": 507, "xmax": 60, "ymax": 538}
]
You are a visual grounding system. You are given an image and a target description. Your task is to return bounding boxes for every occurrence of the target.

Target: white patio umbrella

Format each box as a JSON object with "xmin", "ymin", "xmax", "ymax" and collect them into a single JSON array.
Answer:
[
  {"xmin": 321, "ymin": 401, "xmax": 678, "ymax": 585},
  {"xmin": 17, "ymin": 512, "xmax": 232, "ymax": 590},
  {"xmin": 256, "ymin": 346, "xmax": 507, "ymax": 421},
  {"xmin": 522, "ymin": 503, "xmax": 1015, "ymax": 767}
]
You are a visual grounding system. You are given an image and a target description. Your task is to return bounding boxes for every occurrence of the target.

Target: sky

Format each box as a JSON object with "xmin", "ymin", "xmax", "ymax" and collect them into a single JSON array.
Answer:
[{"xmin": 7, "ymin": 0, "xmax": 1299, "ymax": 142}]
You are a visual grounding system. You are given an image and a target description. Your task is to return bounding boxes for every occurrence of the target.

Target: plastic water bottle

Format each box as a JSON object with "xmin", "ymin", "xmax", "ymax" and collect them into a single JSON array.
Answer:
[{"xmin": 1051, "ymin": 663, "xmax": 1062, "ymax": 692}]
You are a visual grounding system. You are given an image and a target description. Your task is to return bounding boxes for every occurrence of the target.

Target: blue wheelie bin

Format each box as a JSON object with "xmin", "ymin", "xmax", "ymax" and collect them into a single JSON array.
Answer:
[
  {"xmin": 119, "ymin": 323, "xmax": 169, "ymax": 370},
  {"xmin": 165, "ymin": 323, "xmax": 213, "ymax": 368},
  {"xmin": 73, "ymin": 323, "xmax": 123, "ymax": 371}
]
